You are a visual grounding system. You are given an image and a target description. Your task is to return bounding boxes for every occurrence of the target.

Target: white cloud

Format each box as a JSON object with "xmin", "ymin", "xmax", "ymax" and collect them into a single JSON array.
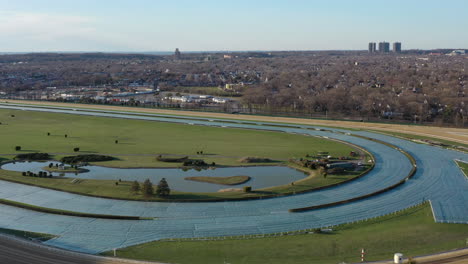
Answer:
[{"xmin": 0, "ymin": 11, "xmax": 149, "ymax": 51}]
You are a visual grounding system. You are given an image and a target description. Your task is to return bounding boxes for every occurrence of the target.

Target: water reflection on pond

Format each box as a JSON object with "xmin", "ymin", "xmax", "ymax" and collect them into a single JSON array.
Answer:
[{"xmin": 1, "ymin": 161, "xmax": 308, "ymax": 192}]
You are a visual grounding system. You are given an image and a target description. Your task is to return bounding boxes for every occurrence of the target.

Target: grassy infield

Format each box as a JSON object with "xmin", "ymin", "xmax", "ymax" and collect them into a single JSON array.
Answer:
[
  {"xmin": 0, "ymin": 109, "xmax": 358, "ymax": 201},
  {"xmin": 0, "ymin": 108, "xmax": 467, "ymax": 263}
]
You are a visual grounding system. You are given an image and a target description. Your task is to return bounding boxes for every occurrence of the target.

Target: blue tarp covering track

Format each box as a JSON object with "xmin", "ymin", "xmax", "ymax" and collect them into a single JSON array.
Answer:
[{"xmin": 0, "ymin": 104, "xmax": 466, "ymax": 254}]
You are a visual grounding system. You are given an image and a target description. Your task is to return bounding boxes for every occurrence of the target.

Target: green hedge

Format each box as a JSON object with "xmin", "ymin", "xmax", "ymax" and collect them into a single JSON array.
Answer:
[
  {"xmin": 15, "ymin": 153, "xmax": 50, "ymax": 160},
  {"xmin": 60, "ymin": 154, "xmax": 115, "ymax": 164}
]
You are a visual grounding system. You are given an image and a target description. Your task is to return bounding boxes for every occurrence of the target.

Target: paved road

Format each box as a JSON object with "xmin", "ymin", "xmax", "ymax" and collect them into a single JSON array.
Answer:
[
  {"xmin": 0, "ymin": 235, "xmax": 163, "ymax": 264},
  {"xmin": 371, "ymin": 248, "xmax": 468, "ymax": 264}
]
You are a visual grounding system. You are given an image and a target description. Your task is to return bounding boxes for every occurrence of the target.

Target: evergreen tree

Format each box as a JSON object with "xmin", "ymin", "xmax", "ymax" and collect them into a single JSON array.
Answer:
[
  {"xmin": 142, "ymin": 179, "xmax": 154, "ymax": 197},
  {"xmin": 131, "ymin": 180, "xmax": 141, "ymax": 194},
  {"xmin": 156, "ymin": 178, "xmax": 171, "ymax": 197}
]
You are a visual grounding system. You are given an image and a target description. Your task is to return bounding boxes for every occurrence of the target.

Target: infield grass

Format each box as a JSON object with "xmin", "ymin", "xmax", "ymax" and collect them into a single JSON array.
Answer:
[
  {"xmin": 0, "ymin": 109, "xmax": 354, "ymax": 168},
  {"xmin": 0, "ymin": 108, "xmax": 362, "ymax": 200}
]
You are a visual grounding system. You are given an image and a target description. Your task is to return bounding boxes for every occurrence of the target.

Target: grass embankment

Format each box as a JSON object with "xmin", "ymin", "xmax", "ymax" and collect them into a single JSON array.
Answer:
[
  {"xmin": 103, "ymin": 204, "xmax": 468, "ymax": 264},
  {"xmin": 456, "ymin": 161, "xmax": 468, "ymax": 178},
  {"xmin": 0, "ymin": 109, "xmax": 354, "ymax": 168},
  {"xmin": 0, "ymin": 227, "xmax": 55, "ymax": 241},
  {"xmin": 185, "ymin": 176, "xmax": 250, "ymax": 185},
  {"xmin": 0, "ymin": 198, "xmax": 150, "ymax": 220}
]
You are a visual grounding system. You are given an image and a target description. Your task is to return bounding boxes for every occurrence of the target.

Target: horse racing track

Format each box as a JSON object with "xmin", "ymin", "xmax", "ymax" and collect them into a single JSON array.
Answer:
[{"xmin": 0, "ymin": 103, "xmax": 466, "ymax": 254}]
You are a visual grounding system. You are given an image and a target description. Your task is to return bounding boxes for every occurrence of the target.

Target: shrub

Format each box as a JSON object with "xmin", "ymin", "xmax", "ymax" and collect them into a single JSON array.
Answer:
[
  {"xmin": 60, "ymin": 154, "xmax": 115, "ymax": 164},
  {"xmin": 15, "ymin": 146, "xmax": 21, "ymax": 151},
  {"xmin": 156, "ymin": 156, "xmax": 189, "ymax": 163},
  {"xmin": 15, "ymin": 153, "xmax": 50, "ymax": 160},
  {"xmin": 243, "ymin": 186, "xmax": 252, "ymax": 192},
  {"xmin": 239, "ymin": 157, "xmax": 273, "ymax": 163},
  {"xmin": 22, "ymin": 172, "xmax": 27, "ymax": 176},
  {"xmin": 47, "ymin": 132, "xmax": 50, "ymax": 136},
  {"xmin": 73, "ymin": 147, "xmax": 80, "ymax": 152},
  {"xmin": 183, "ymin": 159, "xmax": 208, "ymax": 167}
]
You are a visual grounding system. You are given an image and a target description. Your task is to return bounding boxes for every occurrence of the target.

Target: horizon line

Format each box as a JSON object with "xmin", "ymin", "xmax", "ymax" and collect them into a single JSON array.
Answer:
[{"xmin": 1, "ymin": 48, "xmax": 467, "ymax": 55}]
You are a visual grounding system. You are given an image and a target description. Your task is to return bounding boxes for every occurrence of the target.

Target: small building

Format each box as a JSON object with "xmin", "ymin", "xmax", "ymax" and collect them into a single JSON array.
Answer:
[{"xmin": 212, "ymin": 97, "xmax": 232, "ymax": 103}]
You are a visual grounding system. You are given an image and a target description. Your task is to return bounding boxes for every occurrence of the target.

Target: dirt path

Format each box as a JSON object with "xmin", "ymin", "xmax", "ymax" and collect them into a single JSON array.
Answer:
[
  {"xmin": 4, "ymin": 100, "xmax": 467, "ymax": 145},
  {"xmin": 369, "ymin": 248, "xmax": 468, "ymax": 264}
]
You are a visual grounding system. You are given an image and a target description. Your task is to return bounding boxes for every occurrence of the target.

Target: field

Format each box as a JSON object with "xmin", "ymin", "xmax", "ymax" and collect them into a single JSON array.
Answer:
[
  {"xmin": 104, "ymin": 204, "xmax": 468, "ymax": 264},
  {"xmin": 0, "ymin": 109, "xmax": 354, "ymax": 167}
]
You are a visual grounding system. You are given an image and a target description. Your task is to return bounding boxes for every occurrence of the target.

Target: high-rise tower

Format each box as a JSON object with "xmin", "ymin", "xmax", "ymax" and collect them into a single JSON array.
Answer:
[
  {"xmin": 378, "ymin": 42, "xmax": 390, "ymax": 53},
  {"xmin": 368, "ymin": 42, "xmax": 377, "ymax": 53},
  {"xmin": 393, "ymin": 42, "xmax": 402, "ymax": 53}
]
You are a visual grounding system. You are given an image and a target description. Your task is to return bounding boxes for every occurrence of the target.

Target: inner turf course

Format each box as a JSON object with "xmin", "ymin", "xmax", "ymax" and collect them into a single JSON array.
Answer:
[{"xmin": 0, "ymin": 104, "xmax": 466, "ymax": 255}]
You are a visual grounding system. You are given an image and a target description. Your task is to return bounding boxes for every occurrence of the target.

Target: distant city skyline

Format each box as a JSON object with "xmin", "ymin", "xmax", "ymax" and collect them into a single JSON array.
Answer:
[{"xmin": 0, "ymin": 0, "xmax": 467, "ymax": 52}]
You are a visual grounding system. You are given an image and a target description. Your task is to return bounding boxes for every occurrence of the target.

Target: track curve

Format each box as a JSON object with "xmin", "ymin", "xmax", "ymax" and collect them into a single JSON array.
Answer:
[{"xmin": 0, "ymin": 104, "xmax": 466, "ymax": 254}]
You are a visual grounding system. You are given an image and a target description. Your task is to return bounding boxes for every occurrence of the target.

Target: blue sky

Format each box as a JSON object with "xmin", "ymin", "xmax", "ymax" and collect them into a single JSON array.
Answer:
[{"xmin": 0, "ymin": 0, "xmax": 467, "ymax": 52}]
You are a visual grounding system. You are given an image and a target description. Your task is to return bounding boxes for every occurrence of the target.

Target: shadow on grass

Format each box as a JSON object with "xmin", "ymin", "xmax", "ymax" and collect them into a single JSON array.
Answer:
[
  {"xmin": 49, "ymin": 135, "xmax": 81, "ymax": 139},
  {"xmin": 240, "ymin": 159, "xmax": 283, "ymax": 164}
]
